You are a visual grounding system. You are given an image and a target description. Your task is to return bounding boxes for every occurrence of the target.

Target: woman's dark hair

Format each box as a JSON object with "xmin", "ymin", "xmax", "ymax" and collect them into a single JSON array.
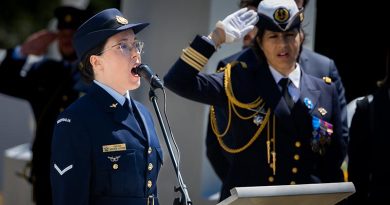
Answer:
[
  {"xmin": 250, "ymin": 28, "xmax": 267, "ymax": 63},
  {"xmin": 302, "ymin": 0, "xmax": 310, "ymax": 8},
  {"xmin": 78, "ymin": 41, "xmax": 106, "ymax": 84},
  {"xmin": 251, "ymin": 27, "xmax": 303, "ymax": 63}
]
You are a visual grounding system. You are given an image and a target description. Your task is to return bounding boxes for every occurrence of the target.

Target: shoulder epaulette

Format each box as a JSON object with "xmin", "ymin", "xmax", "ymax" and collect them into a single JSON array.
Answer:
[{"xmin": 218, "ymin": 61, "xmax": 247, "ymax": 72}]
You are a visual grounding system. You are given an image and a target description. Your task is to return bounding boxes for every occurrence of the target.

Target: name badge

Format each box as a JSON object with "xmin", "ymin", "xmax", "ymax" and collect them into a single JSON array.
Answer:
[{"xmin": 102, "ymin": 143, "xmax": 126, "ymax": 152}]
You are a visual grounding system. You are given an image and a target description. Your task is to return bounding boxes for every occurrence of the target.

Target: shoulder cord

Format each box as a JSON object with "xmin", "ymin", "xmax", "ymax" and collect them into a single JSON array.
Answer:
[
  {"xmin": 210, "ymin": 62, "xmax": 276, "ymax": 162},
  {"xmin": 210, "ymin": 63, "xmax": 278, "ymax": 174}
]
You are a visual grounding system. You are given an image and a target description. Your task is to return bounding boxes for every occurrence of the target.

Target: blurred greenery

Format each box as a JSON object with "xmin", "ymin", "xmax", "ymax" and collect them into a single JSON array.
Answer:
[{"xmin": 0, "ymin": 0, "xmax": 120, "ymax": 48}]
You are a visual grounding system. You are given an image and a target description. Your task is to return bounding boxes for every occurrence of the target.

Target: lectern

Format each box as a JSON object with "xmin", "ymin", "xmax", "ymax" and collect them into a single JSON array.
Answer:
[{"xmin": 217, "ymin": 182, "xmax": 355, "ymax": 205}]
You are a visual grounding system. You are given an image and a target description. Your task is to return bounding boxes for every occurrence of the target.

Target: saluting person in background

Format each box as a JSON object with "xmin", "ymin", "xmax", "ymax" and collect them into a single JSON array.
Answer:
[{"xmin": 0, "ymin": 6, "xmax": 91, "ymax": 204}]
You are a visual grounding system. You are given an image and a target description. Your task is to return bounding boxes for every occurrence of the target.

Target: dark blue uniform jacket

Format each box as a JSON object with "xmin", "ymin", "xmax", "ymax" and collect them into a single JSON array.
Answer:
[
  {"xmin": 51, "ymin": 83, "xmax": 163, "ymax": 205},
  {"xmin": 164, "ymin": 36, "xmax": 347, "ymax": 201},
  {"xmin": 206, "ymin": 47, "xmax": 348, "ymax": 187}
]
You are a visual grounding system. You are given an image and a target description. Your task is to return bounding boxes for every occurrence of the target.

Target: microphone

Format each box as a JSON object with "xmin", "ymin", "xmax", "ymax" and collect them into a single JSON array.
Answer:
[{"xmin": 133, "ymin": 64, "xmax": 164, "ymax": 89}]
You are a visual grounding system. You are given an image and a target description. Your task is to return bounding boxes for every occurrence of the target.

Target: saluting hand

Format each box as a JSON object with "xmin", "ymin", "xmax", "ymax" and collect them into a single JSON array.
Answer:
[
  {"xmin": 209, "ymin": 8, "xmax": 258, "ymax": 47},
  {"xmin": 20, "ymin": 29, "xmax": 58, "ymax": 56}
]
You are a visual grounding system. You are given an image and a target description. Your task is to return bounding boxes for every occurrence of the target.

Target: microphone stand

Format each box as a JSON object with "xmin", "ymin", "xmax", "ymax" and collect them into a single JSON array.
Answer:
[{"xmin": 149, "ymin": 87, "xmax": 192, "ymax": 205}]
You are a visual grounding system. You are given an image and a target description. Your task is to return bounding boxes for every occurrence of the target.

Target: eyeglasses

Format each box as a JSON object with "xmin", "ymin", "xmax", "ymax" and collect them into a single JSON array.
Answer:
[{"xmin": 97, "ymin": 40, "xmax": 144, "ymax": 56}]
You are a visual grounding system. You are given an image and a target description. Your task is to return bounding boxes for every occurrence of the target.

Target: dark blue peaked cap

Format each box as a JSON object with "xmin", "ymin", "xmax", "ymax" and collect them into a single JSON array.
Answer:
[
  {"xmin": 73, "ymin": 8, "xmax": 149, "ymax": 59},
  {"xmin": 54, "ymin": 6, "xmax": 90, "ymax": 30}
]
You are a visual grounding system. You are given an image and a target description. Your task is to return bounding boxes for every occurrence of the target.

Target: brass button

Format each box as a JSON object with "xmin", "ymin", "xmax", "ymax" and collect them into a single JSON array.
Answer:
[
  {"xmin": 147, "ymin": 180, "xmax": 152, "ymax": 188},
  {"xmin": 294, "ymin": 154, "xmax": 300, "ymax": 160},
  {"xmin": 290, "ymin": 181, "xmax": 296, "ymax": 185},
  {"xmin": 295, "ymin": 141, "xmax": 301, "ymax": 148},
  {"xmin": 113, "ymin": 163, "xmax": 118, "ymax": 169},
  {"xmin": 59, "ymin": 108, "xmax": 64, "ymax": 112},
  {"xmin": 292, "ymin": 167, "xmax": 298, "ymax": 174},
  {"xmin": 148, "ymin": 163, "xmax": 153, "ymax": 171},
  {"xmin": 268, "ymin": 176, "xmax": 274, "ymax": 182},
  {"xmin": 148, "ymin": 147, "xmax": 152, "ymax": 154},
  {"xmin": 62, "ymin": 95, "xmax": 68, "ymax": 101}
]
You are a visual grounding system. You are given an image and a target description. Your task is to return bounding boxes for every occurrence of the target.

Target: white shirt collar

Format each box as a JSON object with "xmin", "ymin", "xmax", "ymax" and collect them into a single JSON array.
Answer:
[{"xmin": 269, "ymin": 63, "xmax": 301, "ymax": 89}]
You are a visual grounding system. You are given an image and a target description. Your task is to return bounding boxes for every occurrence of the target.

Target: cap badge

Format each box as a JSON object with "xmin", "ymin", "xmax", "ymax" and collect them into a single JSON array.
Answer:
[
  {"xmin": 273, "ymin": 7, "xmax": 290, "ymax": 23},
  {"xmin": 116, "ymin": 15, "xmax": 128, "ymax": 25},
  {"xmin": 65, "ymin": 14, "xmax": 72, "ymax": 23}
]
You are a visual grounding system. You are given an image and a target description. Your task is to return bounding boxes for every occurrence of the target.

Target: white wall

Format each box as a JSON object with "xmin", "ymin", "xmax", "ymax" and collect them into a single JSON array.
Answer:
[
  {"xmin": 0, "ymin": 92, "xmax": 34, "ymax": 191},
  {"xmin": 302, "ymin": 0, "xmax": 316, "ymax": 50}
]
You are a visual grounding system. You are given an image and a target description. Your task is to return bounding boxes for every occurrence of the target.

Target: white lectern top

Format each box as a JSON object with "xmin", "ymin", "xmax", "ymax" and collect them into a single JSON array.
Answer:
[{"xmin": 217, "ymin": 182, "xmax": 355, "ymax": 205}]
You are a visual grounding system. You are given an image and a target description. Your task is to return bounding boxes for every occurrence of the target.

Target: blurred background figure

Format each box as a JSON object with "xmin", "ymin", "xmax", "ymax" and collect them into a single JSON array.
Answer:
[
  {"xmin": 347, "ymin": 45, "xmax": 390, "ymax": 205},
  {"xmin": 0, "ymin": 5, "xmax": 92, "ymax": 205}
]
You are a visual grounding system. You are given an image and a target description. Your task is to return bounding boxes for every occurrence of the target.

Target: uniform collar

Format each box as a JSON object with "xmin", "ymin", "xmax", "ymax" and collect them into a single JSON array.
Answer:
[
  {"xmin": 93, "ymin": 80, "xmax": 128, "ymax": 105},
  {"xmin": 269, "ymin": 63, "xmax": 301, "ymax": 89}
]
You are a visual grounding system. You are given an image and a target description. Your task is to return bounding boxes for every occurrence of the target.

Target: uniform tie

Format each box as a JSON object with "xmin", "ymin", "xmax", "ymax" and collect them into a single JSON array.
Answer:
[
  {"xmin": 123, "ymin": 97, "xmax": 133, "ymax": 113},
  {"xmin": 279, "ymin": 78, "xmax": 294, "ymax": 110},
  {"xmin": 124, "ymin": 97, "xmax": 146, "ymax": 137}
]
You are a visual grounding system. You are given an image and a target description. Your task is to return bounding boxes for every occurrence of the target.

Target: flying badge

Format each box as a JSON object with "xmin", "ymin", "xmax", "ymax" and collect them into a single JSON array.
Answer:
[
  {"xmin": 303, "ymin": 97, "xmax": 313, "ymax": 110},
  {"xmin": 110, "ymin": 103, "xmax": 118, "ymax": 108},
  {"xmin": 318, "ymin": 107, "xmax": 327, "ymax": 116},
  {"xmin": 108, "ymin": 155, "xmax": 121, "ymax": 162},
  {"xmin": 311, "ymin": 116, "xmax": 333, "ymax": 155},
  {"xmin": 102, "ymin": 143, "xmax": 126, "ymax": 152}
]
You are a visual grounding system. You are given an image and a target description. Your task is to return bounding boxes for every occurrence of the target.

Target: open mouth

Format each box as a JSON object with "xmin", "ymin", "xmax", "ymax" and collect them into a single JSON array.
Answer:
[
  {"xmin": 130, "ymin": 59, "xmax": 141, "ymax": 77},
  {"xmin": 131, "ymin": 67, "xmax": 139, "ymax": 77},
  {"xmin": 278, "ymin": 51, "xmax": 289, "ymax": 57}
]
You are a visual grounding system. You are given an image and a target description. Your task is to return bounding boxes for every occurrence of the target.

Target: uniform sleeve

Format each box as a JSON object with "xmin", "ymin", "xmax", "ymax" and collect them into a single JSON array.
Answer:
[
  {"xmin": 163, "ymin": 35, "xmax": 227, "ymax": 106},
  {"xmin": 328, "ymin": 60, "xmax": 349, "ymax": 141},
  {"xmin": 0, "ymin": 48, "xmax": 31, "ymax": 99},
  {"xmin": 51, "ymin": 112, "xmax": 91, "ymax": 205}
]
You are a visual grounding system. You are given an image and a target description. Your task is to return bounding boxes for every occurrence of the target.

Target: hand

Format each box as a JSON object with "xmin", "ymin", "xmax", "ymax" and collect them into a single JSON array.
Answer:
[
  {"xmin": 20, "ymin": 29, "xmax": 58, "ymax": 56},
  {"xmin": 209, "ymin": 8, "xmax": 258, "ymax": 47}
]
